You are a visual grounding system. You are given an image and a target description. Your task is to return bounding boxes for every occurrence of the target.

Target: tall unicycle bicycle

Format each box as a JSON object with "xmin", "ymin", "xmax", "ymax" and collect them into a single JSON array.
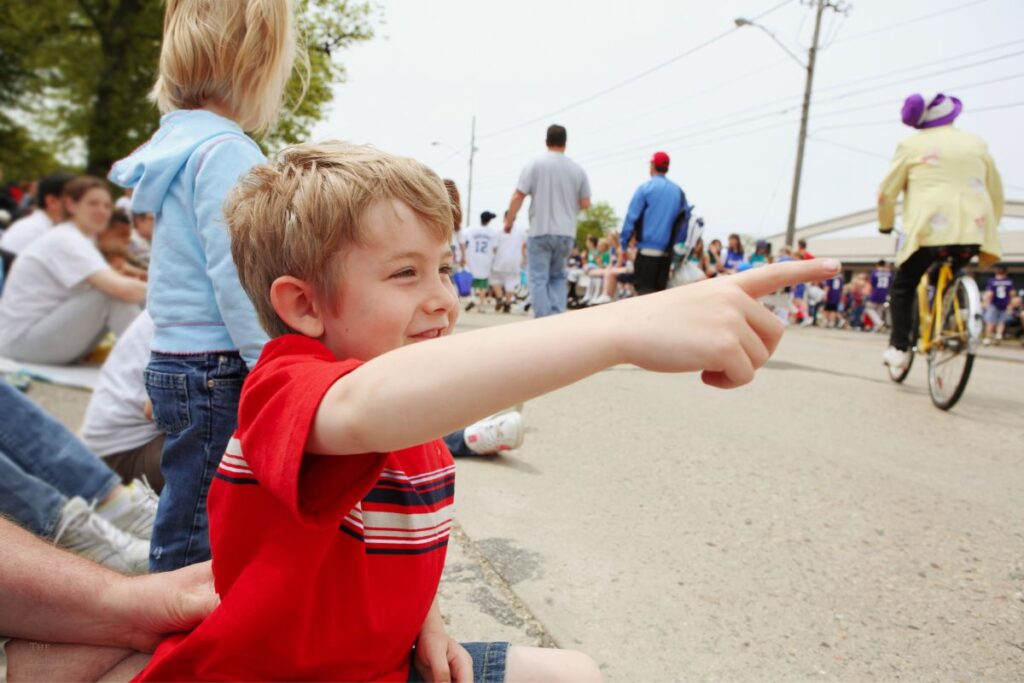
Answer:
[{"xmin": 886, "ymin": 250, "xmax": 983, "ymax": 410}]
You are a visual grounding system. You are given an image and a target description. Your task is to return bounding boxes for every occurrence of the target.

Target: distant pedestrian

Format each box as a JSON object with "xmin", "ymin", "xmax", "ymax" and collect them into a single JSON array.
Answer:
[
  {"xmin": 463, "ymin": 211, "xmax": 499, "ymax": 312},
  {"xmin": 724, "ymin": 233, "xmax": 746, "ymax": 273},
  {"xmin": 504, "ymin": 124, "xmax": 591, "ymax": 317},
  {"xmin": 983, "ymin": 264, "xmax": 1015, "ymax": 344},
  {"xmin": 864, "ymin": 260, "xmax": 891, "ymax": 331},
  {"xmin": 619, "ymin": 151, "xmax": 689, "ymax": 294}
]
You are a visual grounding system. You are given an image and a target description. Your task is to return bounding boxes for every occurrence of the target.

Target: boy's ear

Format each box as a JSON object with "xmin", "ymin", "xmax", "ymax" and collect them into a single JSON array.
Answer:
[{"xmin": 270, "ymin": 276, "xmax": 325, "ymax": 339}]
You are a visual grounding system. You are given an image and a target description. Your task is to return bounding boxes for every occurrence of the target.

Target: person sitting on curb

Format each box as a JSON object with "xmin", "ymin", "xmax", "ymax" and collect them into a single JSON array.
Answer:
[{"xmin": 0, "ymin": 518, "xmax": 217, "ymax": 681}]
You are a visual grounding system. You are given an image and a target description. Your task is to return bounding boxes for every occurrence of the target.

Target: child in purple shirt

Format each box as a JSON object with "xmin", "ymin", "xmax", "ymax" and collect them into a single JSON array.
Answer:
[{"xmin": 983, "ymin": 264, "xmax": 1016, "ymax": 344}]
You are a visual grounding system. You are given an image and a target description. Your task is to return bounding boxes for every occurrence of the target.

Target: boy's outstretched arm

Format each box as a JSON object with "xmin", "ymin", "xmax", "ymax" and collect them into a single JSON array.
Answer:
[{"xmin": 309, "ymin": 259, "xmax": 841, "ymax": 456}]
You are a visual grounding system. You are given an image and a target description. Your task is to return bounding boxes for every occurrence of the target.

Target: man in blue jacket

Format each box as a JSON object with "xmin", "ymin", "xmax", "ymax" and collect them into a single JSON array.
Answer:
[{"xmin": 619, "ymin": 151, "xmax": 689, "ymax": 294}]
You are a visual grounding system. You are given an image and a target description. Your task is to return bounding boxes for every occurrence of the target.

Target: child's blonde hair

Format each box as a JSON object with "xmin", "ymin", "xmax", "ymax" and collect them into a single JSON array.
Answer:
[
  {"xmin": 226, "ymin": 141, "xmax": 456, "ymax": 337},
  {"xmin": 150, "ymin": 0, "xmax": 301, "ymax": 134}
]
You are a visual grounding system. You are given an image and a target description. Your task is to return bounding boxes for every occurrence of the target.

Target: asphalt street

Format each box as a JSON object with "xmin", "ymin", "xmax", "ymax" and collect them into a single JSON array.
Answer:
[
  {"xmin": 26, "ymin": 315, "xmax": 1023, "ymax": 682},
  {"xmin": 446, "ymin": 313, "xmax": 1024, "ymax": 682}
]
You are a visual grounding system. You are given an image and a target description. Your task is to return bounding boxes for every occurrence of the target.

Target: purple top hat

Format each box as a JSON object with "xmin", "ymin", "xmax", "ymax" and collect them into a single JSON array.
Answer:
[{"xmin": 901, "ymin": 93, "xmax": 963, "ymax": 129}]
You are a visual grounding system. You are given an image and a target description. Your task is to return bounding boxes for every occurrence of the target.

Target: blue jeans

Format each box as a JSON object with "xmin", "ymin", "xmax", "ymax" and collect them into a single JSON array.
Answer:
[
  {"xmin": 0, "ymin": 384, "xmax": 119, "ymax": 537},
  {"xmin": 527, "ymin": 235, "xmax": 574, "ymax": 318},
  {"xmin": 145, "ymin": 352, "xmax": 247, "ymax": 571}
]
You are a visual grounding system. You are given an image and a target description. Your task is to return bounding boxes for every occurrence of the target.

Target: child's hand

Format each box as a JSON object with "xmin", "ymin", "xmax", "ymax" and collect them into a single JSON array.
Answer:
[
  {"xmin": 414, "ymin": 626, "xmax": 472, "ymax": 682},
  {"xmin": 612, "ymin": 258, "xmax": 841, "ymax": 388}
]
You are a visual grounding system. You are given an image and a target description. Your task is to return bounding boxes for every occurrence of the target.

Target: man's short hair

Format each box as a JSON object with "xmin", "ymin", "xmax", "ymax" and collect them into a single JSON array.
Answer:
[
  {"xmin": 110, "ymin": 210, "xmax": 131, "ymax": 226},
  {"xmin": 37, "ymin": 172, "xmax": 74, "ymax": 207},
  {"xmin": 226, "ymin": 141, "xmax": 455, "ymax": 338},
  {"xmin": 876, "ymin": 259, "xmax": 886, "ymax": 267},
  {"xmin": 546, "ymin": 124, "xmax": 567, "ymax": 148},
  {"xmin": 798, "ymin": 239, "xmax": 808, "ymax": 249}
]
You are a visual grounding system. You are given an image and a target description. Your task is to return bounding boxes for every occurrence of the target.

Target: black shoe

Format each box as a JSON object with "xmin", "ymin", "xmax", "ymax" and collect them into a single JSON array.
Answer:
[
  {"xmin": 465, "ymin": 301, "xmax": 475, "ymax": 312},
  {"xmin": 524, "ymin": 302, "xmax": 532, "ymax": 313}
]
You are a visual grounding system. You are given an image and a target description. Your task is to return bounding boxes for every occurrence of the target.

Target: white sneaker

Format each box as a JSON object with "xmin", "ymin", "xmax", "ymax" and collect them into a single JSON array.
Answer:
[
  {"xmin": 54, "ymin": 497, "xmax": 150, "ymax": 574},
  {"xmin": 464, "ymin": 411, "xmax": 524, "ymax": 454},
  {"xmin": 100, "ymin": 479, "xmax": 159, "ymax": 540},
  {"xmin": 882, "ymin": 346, "xmax": 911, "ymax": 370},
  {"xmin": 589, "ymin": 294, "xmax": 612, "ymax": 305}
]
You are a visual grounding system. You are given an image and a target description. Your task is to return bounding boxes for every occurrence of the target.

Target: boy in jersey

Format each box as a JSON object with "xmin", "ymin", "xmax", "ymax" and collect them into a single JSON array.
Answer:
[
  {"xmin": 983, "ymin": 264, "xmax": 1015, "ymax": 344},
  {"xmin": 865, "ymin": 260, "xmax": 891, "ymax": 332},
  {"xmin": 462, "ymin": 210, "xmax": 498, "ymax": 312},
  {"xmin": 135, "ymin": 141, "xmax": 840, "ymax": 681}
]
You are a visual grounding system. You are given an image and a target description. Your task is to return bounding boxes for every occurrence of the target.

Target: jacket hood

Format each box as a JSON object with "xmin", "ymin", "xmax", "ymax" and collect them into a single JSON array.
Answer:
[{"xmin": 108, "ymin": 110, "xmax": 247, "ymax": 214}]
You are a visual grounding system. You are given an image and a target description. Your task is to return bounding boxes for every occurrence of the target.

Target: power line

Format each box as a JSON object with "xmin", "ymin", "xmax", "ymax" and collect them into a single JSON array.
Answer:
[
  {"xmin": 813, "ymin": 99, "xmax": 1024, "ymax": 133},
  {"xmin": 808, "ymin": 135, "xmax": 890, "ymax": 160},
  {"xmin": 561, "ymin": 43, "xmax": 1024, "ymax": 169},
  {"xmin": 832, "ymin": 0, "xmax": 996, "ymax": 44},
  {"xmin": 477, "ymin": 0, "xmax": 796, "ymax": 139}
]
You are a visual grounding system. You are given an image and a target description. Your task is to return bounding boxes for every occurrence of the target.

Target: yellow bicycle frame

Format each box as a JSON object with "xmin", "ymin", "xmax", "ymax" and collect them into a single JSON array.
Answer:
[{"xmin": 916, "ymin": 262, "xmax": 962, "ymax": 353}]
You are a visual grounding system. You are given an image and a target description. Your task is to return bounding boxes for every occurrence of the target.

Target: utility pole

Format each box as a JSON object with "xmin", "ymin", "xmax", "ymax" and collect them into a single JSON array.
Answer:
[
  {"xmin": 784, "ymin": 0, "xmax": 827, "ymax": 248},
  {"xmin": 466, "ymin": 115, "xmax": 477, "ymax": 228}
]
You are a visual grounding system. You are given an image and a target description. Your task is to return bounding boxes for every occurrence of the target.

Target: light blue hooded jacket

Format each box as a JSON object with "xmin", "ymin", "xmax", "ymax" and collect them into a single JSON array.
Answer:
[{"xmin": 109, "ymin": 110, "xmax": 268, "ymax": 368}]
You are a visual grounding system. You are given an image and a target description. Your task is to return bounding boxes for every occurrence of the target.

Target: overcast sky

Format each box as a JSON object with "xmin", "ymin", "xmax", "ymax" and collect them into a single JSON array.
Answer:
[{"xmin": 312, "ymin": 0, "xmax": 1024, "ymax": 241}]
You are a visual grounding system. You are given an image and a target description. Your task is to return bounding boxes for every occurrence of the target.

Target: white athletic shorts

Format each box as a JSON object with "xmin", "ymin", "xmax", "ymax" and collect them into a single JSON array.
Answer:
[{"xmin": 491, "ymin": 271, "xmax": 518, "ymax": 293}]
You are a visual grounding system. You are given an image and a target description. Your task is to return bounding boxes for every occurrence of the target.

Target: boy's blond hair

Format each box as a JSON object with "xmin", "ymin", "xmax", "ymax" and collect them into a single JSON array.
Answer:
[
  {"xmin": 226, "ymin": 141, "xmax": 456, "ymax": 337},
  {"xmin": 150, "ymin": 0, "xmax": 302, "ymax": 134}
]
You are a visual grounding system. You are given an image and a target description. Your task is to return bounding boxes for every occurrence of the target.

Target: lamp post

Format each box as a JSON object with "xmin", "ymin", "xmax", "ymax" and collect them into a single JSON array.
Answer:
[
  {"xmin": 736, "ymin": 0, "xmax": 840, "ymax": 248},
  {"xmin": 431, "ymin": 115, "xmax": 478, "ymax": 228}
]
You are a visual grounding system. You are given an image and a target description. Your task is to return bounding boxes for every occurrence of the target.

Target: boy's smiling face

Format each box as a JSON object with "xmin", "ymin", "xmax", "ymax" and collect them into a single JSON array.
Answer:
[{"xmin": 319, "ymin": 199, "xmax": 459, "ymax": 361}]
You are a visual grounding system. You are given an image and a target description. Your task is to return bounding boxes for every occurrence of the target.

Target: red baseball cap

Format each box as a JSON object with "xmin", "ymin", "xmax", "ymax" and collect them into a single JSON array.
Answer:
[{"xmin": 650, "ymin": 151, "xmax": 670, "ymax": 168}]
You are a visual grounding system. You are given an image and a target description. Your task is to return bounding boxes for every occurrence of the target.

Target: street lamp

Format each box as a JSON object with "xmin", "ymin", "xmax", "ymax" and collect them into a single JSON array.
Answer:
[
  {"xmin": 735, "ymin": 1, "xmax": 842, "ymax": 248},
  {"xmin": 431, "ymin": 115, "xmax": 478, "ymax": 228}
]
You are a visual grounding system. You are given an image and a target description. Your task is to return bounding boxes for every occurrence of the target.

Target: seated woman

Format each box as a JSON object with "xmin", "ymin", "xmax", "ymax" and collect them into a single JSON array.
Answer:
[{"xmin": 0, "ymin": 176, "xmax": 145, "ymax": 364}]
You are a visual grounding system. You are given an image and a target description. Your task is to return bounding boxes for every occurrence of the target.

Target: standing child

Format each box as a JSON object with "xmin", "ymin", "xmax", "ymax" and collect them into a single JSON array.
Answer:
[
  {"xmin": 462, "ymin": 211, "xmax": 498, "ymax": 312},
  {"xmin": 865, "ymin": 260, "xmax": 891, "ymax": 331},
  {"xmin": 823, "ymin": 272, "xmax": 844, "ymax": 328},
  {"xmin": 108, "ymin": 0, "xmax": 301, "ymax": 571},
  {"xmin": 983, "ymin": 264, "xmax": 1015, "ymax": 344},
  {"xmin": 491, "ymin": 212, "xmax": 526, "ymax": 313}
]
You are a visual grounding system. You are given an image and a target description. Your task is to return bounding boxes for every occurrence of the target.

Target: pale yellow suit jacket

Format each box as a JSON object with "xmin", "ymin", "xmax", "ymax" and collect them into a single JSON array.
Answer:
[{"xmin": 878, "ymin": 125, "xmax": 1003, "ymax": 267}]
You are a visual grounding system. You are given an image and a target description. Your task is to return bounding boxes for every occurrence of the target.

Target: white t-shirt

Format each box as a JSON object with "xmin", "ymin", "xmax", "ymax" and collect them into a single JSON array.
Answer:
[
  {"xmin": 463, "ymin": 225, "xmax": 498, "ymax": 279},
  {"xmin": 0, "ymin": 209, "xmax": 53, "ymax": 254},
  {"xmin": 493, "ymin": 228, "xmax": 526, "ymax": 274},
  {"xmin": 515, "ymin": 151, "xmax": 590, "ymax": 238},
  {"xmin": 80, "ymin": 311, "xmax": 160, "ymax": 456},
  {"xmin": 0, "ymin": 223, "xmax": 109, "ymax": 348}
]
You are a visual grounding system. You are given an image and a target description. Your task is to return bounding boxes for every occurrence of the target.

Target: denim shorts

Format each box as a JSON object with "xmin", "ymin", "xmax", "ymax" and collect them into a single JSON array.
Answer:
[
  {"xmin": 408, "ymin": 641, "xmax": 509, "ymax": 683},
  {"xmin": 984, "ymin": 306, "xmax": 1013, "ymax": 325}
]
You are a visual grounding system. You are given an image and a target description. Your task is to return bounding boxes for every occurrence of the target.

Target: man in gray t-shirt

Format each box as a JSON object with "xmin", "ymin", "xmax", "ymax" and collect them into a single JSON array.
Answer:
[{"xmin": 504, "ymin": 125, "xmax": 591, "ymax": 318}]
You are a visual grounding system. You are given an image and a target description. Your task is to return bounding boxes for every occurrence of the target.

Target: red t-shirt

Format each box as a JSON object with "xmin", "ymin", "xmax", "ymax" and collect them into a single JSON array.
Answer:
[{"xmin": 138, "ymin": 335, "xmax": 455, "ymax": 681}]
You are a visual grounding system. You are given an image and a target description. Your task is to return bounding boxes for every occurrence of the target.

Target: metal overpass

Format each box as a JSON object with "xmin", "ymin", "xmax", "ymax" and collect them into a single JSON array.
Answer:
[{"xmin": 764, "ymin": 200, "xmax": 1024, "ymax": 269}]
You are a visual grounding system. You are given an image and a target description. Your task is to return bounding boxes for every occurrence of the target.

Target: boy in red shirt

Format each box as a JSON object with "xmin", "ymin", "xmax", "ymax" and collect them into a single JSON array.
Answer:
[{"xmin": 138, "ymin": 142, "xmax": 840, "ymax": 682}]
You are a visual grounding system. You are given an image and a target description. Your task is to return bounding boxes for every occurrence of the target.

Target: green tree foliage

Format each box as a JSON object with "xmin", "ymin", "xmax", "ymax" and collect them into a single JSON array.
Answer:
[
  {"xmin": 575, "ymin": 201, "xmax": 619, "ymax": 250},
  {"xmin": 1, "ymin": 0, "xmax": 375, "ymax": 178}
]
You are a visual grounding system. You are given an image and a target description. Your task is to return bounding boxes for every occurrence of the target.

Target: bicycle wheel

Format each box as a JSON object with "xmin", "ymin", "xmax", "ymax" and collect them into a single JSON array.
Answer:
[
  {"xmin": 927, "ymin": 276, "xmax": 982, "ymax": 410},
  {"xmin": 887, "ymin": 304, "xmax": 916, "ymax": 384}
]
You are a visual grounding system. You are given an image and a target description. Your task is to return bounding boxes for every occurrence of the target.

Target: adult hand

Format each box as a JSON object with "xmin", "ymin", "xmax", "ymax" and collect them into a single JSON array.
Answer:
[
  {"xmin": 103, "ymin": 560, "xmax": 219, "ymax": 652},
  {"xmin": 613, "ymin": 259, "xmax": 841, "ymax": 388}
]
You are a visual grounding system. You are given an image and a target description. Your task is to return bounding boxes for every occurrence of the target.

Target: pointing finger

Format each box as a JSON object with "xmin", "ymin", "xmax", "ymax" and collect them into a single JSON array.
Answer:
[{"xmin": 732, "ymin": 258, "xmax": 842, "ymax": 299}]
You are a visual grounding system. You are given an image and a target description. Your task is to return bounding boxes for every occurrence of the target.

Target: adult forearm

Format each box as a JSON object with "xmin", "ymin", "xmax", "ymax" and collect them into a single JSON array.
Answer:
[
  {"xmin": 0, "ymin": 519, "xmax": 124, "ymax": 646},
  {"xmin": 504, "ymin": 192, "xmax": 525, "ymax": 227},
  {"xmin": 310, "ymin": 307, "xmax": 624, "ymax": 455}
]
